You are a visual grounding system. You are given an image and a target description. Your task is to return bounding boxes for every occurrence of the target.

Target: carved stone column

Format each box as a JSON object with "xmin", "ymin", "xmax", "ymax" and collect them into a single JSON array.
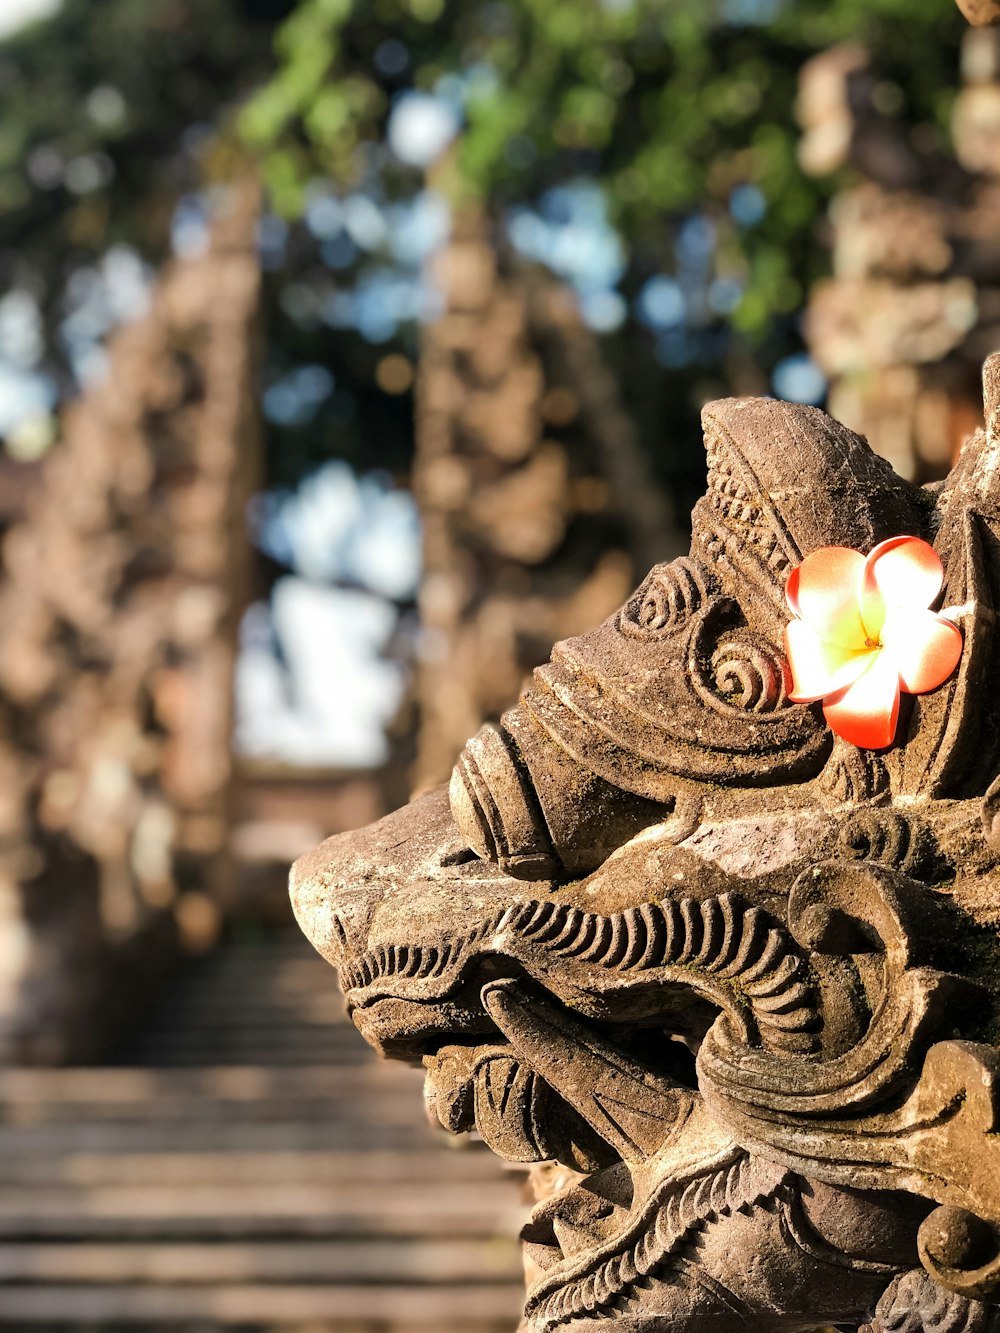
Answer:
[
  {"xmin": 0, "ymin": 183, "xmax": 262, "ymax": 1062},
  {"xmin": 293, "ymin": 3, "xmax": 1000, "ymax": 1328},
  {"xmin": 800, "ymin": 32, "xmax": 1000, "ymax": 481},
  {"xmin": 413, "ymin": 211, "xmax": 681, "ymax": 792}
]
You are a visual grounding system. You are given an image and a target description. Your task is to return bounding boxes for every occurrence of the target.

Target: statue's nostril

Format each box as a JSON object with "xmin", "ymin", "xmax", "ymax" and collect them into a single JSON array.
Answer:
[
  {"xmin": 519, "ymin": 1211, "xmax": 559, "ymax": 1249},
  {"xmin": 438, "ymin": 842, "xmax": 480, "ymax": 867}
]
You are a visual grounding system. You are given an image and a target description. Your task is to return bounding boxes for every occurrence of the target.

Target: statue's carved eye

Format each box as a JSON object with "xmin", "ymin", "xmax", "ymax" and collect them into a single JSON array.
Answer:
[
  {"xmin": 686, "ymin": 600, "xmax": 792, "ymax": 716},
  {"xmin": 706, "ymin": 634, "xmax": 789, "ymax": 713},
  {"xmin": 619, "ymin": 558, "xmax": 712, "ymax": 639}
]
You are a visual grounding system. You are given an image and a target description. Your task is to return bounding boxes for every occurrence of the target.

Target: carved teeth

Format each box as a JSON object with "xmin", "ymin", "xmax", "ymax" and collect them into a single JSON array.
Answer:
[
  {"xmin": 739, "ymin": 928, "xmax": 786, "ymax": 984},
  {"xmin": 342, "ymin": 892, "xmax": 818, "ymax": 1053},
  {"xmin": 415, "ymin": 949, "xmax": 437, "ymax": 978},
  {"xmin": 534, "ymin": 906, "xmax": 583, "ymax": 946},
  {"xmin": 520, "ymin": 900, "xmax": 558, "ymax": 938},
  {"xmin": 577, "ymin": 915, "xmax": 614, "ymax": 962},
  {"xmin": 598, "ymin": 915, "xmax": 631, "ymax": 968},
  {"xmin": 690, "ymin": 896, "xmax": 722, "ymax": 966},
  {"xmin": 758, "ymin": 1005, "xmax": 817, "ymax": 1032},
  {"xmin": 617, "ymin": 1251, "xmax": 638, "ymax": 1286},
  {"xmin": 634, "ymin": 902, "xmax": 668, "ymax": 969},
  {"xmin": 715, "ymin": 904, "xmax": 765, "ymax": 977},
  {"xmin": 675, "ymin": 898, "xmax": 703, "ymax": 964},
  {"xmin": 742, "ymin": 952, "xmax": 801, "ymax": 997},
  {"xmin": 559, "ymin": 912, "xmax": 600, "ymax": 958},
  {"xmin": 752, "ymin": 980, "xmax": 812, "ymax": 1014},
  {"xmin": 580, "ymin": 1273, "xmax": 599, "ymax": 1311},
  {"xmin": 403, "ymin": 947, "xmax": 423, "ymax": 977},
  {"xmin": 635, "ymin": 1228, "xmax": 658, "ymax": 1275},
  {"xmin": 617, "ymin": 908, "xmax": 649, "ymax": 969}
]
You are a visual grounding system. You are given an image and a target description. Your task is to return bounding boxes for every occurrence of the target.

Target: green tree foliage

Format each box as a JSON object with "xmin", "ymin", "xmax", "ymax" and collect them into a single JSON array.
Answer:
[
  {"xmin": 0, "ymin": 0, "xmax": 414, "ymax": 487},
  {"xmin": 0, "ymin": 0, "xmax": 293, "ymax": 384},
  {"xmin": 0, "ymin": 0, "xmax": 968, "ymax": 503},
  {"xmin": 241, "ymin": 0, "xmax": 965, "ymax": 338}
]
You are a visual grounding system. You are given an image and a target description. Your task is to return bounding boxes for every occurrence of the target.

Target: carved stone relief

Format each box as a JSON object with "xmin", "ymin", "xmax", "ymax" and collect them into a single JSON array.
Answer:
[{"xmin": 294, "ymin": 355, "xmax": 1000, "ymax": 1331}]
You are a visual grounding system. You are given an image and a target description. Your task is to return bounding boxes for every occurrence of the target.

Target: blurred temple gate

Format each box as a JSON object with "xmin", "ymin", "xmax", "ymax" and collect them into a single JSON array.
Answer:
[{"xmin": 0, "ymin": 182, "xmax": 556, "ymax": 1330}]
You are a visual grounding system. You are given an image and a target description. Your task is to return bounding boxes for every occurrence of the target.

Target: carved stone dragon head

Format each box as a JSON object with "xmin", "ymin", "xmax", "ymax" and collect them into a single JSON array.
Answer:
[{"xmin": 293, "ymin": 360, "xmax": 1000, "ymax": 1332}]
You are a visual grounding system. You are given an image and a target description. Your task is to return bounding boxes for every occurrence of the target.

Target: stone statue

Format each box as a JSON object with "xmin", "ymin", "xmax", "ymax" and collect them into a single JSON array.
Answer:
[{"xmin": 292, "ymin": 357, "xmax": 1000, "ymax": 1331}]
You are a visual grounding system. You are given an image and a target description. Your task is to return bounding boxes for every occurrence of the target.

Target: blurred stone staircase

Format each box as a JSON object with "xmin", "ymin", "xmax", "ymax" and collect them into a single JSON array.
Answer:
[{"xmin": 0, "ymin": 931, "xmax": 525, "ymax": 1331}]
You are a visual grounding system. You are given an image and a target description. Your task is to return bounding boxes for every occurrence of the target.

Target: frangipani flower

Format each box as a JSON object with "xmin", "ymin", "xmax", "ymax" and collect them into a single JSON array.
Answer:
[{"xmin": 784, "ymin": 536, "xmax": 963, "ymax": 749}]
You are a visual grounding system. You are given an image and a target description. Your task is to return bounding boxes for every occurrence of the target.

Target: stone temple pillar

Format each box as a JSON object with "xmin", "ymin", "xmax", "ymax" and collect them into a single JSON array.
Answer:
[
  {"xmin": 412, "ymin": 211, "xmax": 681, "ymax": 793},
  {"xmin": 800, "ymin": 30, "xmax": 1000, "ymax": 481},
  {"xmin": 956, "ymin": 0, "xmax": 1000, "ymax": 25},
  {"xmin": 0, "ymin": 183, "xmax": 261, "ymax": 1062}
]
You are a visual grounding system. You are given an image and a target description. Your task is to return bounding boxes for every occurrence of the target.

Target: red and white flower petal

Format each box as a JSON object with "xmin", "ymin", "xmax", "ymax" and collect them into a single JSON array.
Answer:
[
  {"xmin": 861, "ymin": 536, "xmax": 943, "ymax": 638},
  {"xmin": 784, "ymin": 620, "xmax": 874, "ymax": 703},
  {"xmin": 822, "ymin": 651, "xmax": 901, "ymax": 749},
  {"xmin": 785, "ymin": 546, "xmax": 867, "ymax": 648},
  {"xmin": 881, "ymin": 607, "xmax": 963, "ymax": 695}
]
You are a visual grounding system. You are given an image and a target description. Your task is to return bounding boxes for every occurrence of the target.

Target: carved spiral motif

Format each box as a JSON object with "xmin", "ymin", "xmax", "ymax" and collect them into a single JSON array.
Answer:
[
  {"xmin": 836, "ymin": 809, "xmax": 939, "ymax": 879},
  {"xmin": 692, "ymin": 630, "xmax": 789, "ymax": 715},
  {"xmin": 619, "ymin": 558, "xmax": 711, "ymax": 639},
  {"xmin": 838, "ymin": 810, "xmax": 912, "ymax": 869}
]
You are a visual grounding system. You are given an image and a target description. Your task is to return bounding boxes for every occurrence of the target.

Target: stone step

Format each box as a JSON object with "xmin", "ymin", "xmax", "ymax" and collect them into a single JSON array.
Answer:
[
  {"xmin": 143, "ymin": 1001, "xmax": 347, "ymax": 1024},
  {"xmin": 0, "ymin": 1120, "xmax": 428, "ymax": 1156},
  {"xmin": 0, "ymin": 1181, "xmax": 525, "ymax": 1237},
  {"xmin": 0, "ymin": 1096, "xmax": 421, "ymax": 1127},
  {"xmin": 0, "ymin": 1322, "xmax": 512, "ymax": 1333},
  {"xmin": 0, "ymin": 1148, "xmax": 506, "ymax": 1188},
  {"xmin": 0, "ymin": 1065, "xmax": 422, "ymax": 1103},
  {"xmin": 0, "ymin": 932, "xmax": 526, "ymax": 1331},
  {"xmin": 131, "ymin": 990, "xmax": 349, "ymax": 1018},
  {"xmin": 0, "ymin": 1238, "xmax": 524, "ymax": 1284},
  {"xmin": 0, "ymin": 1067, "xmax": 427, "ymax": 1127},
  {"xmin": 117, "ymin": 1039, "xmax": 372, "ymax": 1067},
  {"xmin": 0, "ymin": 1281, "xmax": 522, "ymax": 1326}
]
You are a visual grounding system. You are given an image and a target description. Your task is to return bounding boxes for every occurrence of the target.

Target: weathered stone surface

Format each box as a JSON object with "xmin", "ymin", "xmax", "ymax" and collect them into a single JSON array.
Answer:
[{"xmin": 294, "ymin": 358, "xmax": 1000, "ymax": 1330}]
